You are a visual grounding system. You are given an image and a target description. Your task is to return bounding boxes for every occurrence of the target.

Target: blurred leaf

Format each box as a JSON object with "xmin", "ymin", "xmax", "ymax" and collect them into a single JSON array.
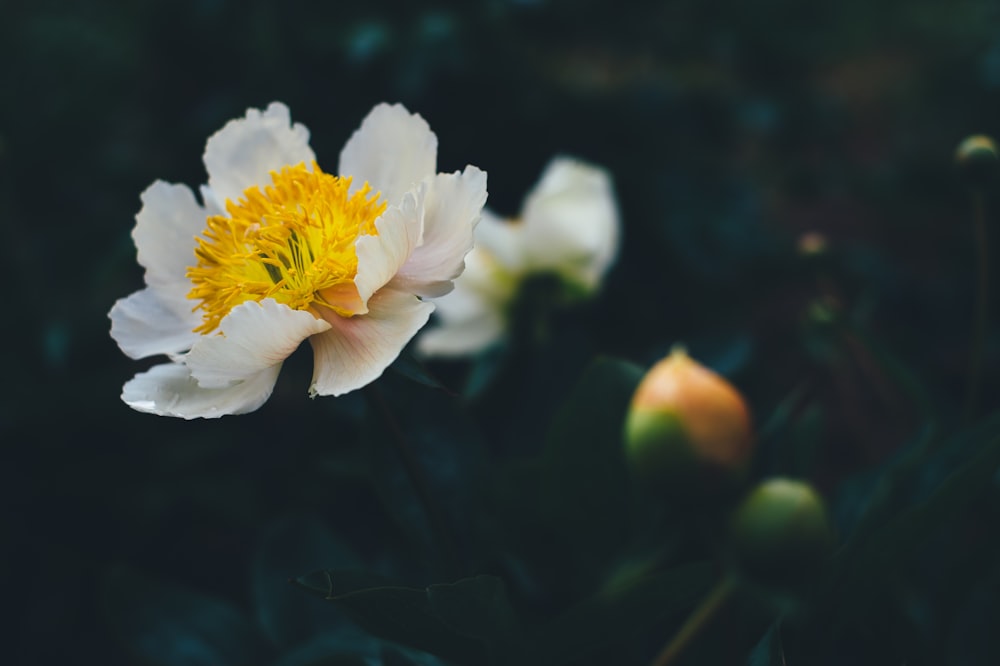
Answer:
[
  {"xmin": 747, "ymin": 622, "xmax": 785, "ymax": 666},
  {"xmin": 390, "ymin": 352, "xmax": 454, "ymax": 395},
  {"xmin": 794, "ymin": 412, "xmax": 1000, "ymax": 659},
  {"xmin": 948, "ymin": 559, "xmax": 1000, "ymax": 665},
  {"xmin": 491, "ymin": 357, "xmax": 644, "ymax": 595},
  {"xmin": 380, "ymin": 644, "xmax": 450, "ymax": 666},
  {"xmin": 536, "ymin": 561, "xmax": 716, "ymax": 665},
  {"xmin": 295, "ymin": 571, "xmax": 532, "ymax": 666},
  {"xmin": 103, "ymin": 567, "xmax": 268, "ymax": 666},
  {"xmin": 834, "ymin": 411, "xmax": 1000, "ymax": 550},
  {"xmin": 463, "ymin": 342, "xmax": 511, "ymax": 399},
  {"xmin": 693, "ymin": 333, "xmax": 755, "ymax": 378},
  {"xmin": 361, "ymin": 380, "xmax": 488, "ymax": 576},
  {"xmin": 270, "ymin": 628, "xmax": 381, "ymax": 666},
  {"xmin": 252, "ymin": 514, "xmax": 365, "ymax": 650}
]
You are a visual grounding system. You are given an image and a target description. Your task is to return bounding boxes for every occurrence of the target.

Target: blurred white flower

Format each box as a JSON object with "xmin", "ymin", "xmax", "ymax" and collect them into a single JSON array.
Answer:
[
  {"xmin": 418, "ymin": 157, "xmax": 618, "ymax": 357},
  {"xmin": 109, "ymin": 102, "xmax": 487, "ymax": 418}
]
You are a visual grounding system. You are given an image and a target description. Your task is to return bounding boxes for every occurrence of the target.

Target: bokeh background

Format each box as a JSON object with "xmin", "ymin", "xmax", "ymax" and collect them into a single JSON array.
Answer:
[{"xmin": 5, "ymin": 0, "xmax": 1000, "ymax": 664}]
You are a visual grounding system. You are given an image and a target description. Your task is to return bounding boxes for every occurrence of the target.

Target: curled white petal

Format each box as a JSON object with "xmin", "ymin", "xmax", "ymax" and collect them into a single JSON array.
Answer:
[
  {"xmin": 133, "ymin": 181, "xmax": 209, "ymax": 315},
  {"xmin": 353, "ymin": 189, "xmax": 424, "ymax": 310},
  {"xmin": 109, "ymin": 288, "xmax": 201, "ymax": 359},
  {"xmin": 203, "ymin": 102, "xmax": 316, "ymax": 206},
  {"xmin": 185, "ymin": 299, "xmax": 331, "ymax": 389},
  {"xmin": 310, "ymin": 289, "xmax": 435, "ymax": 397},
  {"xmin": 122, "ymin": 362, "xmax": 282, "ymax": 419},
  {"xmin": 338, "ymin": 103, "xmax": 437, "ymax": 204},
  {"xmin": 390, "ymin": 166, "xmax": 488, "ymax": 298},
  {"xmin": 521, "ymin": 157, "xmax": 619, "ymax": 291}
]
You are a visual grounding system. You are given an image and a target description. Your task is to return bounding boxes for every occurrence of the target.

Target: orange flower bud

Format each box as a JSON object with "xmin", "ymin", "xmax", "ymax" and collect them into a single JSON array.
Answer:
[{"xmin": 624, "ymin": 347, "xmax": 754, "ymax": 500}]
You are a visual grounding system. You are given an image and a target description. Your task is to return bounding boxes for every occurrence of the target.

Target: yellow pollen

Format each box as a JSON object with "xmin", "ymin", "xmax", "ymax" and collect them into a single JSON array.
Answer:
[{"xmin": 187, "ymin": 162, "xmax": 386, "ymax": 333}]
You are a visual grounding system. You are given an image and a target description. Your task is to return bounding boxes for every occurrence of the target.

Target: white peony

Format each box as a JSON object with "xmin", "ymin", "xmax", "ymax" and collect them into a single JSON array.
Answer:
[
  {"xmin": 110, "ymin": 102, "xmax": 487, "ymax": 418},
  {"xmin": 418, "ymin": 157, "xmax": 617, "ymax": 357}
]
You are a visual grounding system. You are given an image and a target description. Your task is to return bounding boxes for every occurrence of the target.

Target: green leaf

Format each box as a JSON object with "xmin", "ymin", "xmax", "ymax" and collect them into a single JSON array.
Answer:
[
  {"xmin": 491, "ymin": 357, "xmax": 645, "ymax": 595},
  {"xmin": 361, "ymin": 380, "xmax": 488, "ymax": 576},
  {"xmin": 793, "ymin": 412, "xmax": 1000, "ymax": 660},
  {"xmin": 389, "ymin": 352, "xmax": 455, "ymax": 395},
  {"xmin": 102, "ymin": 566, "xmax": 268, "ymax": 666},
  {"xmin": 295, "ymin": 571, "xmax": 532, "ymax": 666},
  {"xmin": 252, "ymin": 514, "xmax": 364, "ymax": 650},
  {"xmin": 747, "ymin": 623, "xmax": 785, "ymax": 666},
  {"xmin": 536, "ymin": 561, "xmax": 716, "ymax": 665}
]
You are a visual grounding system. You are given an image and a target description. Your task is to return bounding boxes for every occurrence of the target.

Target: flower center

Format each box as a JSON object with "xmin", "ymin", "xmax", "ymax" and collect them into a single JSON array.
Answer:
[{"xmin": 187, "ymin": 162, "xmax": 386, "ymax": 333}]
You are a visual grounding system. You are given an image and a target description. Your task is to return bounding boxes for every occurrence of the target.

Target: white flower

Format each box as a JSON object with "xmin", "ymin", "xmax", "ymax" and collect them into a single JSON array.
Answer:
[
  {"xmin": 417, "ymin": 157, "xmax": 618, "ymax": 357},
  {"xmin": 109, "ymin": 102, "xmax": 487, "ymax": 418}
]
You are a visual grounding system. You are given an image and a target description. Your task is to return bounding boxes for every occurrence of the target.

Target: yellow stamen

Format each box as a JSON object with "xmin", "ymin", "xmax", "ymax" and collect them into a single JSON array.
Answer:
[{"xmin": 187, "ymin": 162, "xmax": 386, "ymax": 333}]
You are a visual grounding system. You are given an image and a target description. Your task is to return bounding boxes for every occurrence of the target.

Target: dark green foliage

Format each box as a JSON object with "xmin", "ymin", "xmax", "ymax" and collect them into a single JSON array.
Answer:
[
  {"xmin": 296, "ymin": 573, "xmax": 530, "ymax": 666},
  {"xmin": 9, "ymin": 0, "xmax": 1000, "ymax": 664}
]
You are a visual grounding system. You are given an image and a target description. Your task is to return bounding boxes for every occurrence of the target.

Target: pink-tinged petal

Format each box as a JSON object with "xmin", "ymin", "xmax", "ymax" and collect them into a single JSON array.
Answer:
[
  {"xmin": 122, "ymin": 362, "xmax": 281, "ymax": 419},
  {"xmin": 353, "ymin": 188, "xmax": 424, "ymax": 310},
  {"xmin": 310, "ymin": 289, "xmax": 434, "ymax": 396},
  {"xmin": 338, "ymin": 103, "xmax": 437, "ymax": 204},
  {"xmin": 203, "ymin": 102, "xmax": 316, "ymax": 205},
  {"xmin": 110, "ymin": 288, "xmax": 201, "ymax": 359},
  {"xmin": 133, "ymin": 180, "xmax": 209, "ymax": 314},
  {"xmin": 391, "ymin": 166, "xmax": 488, "ymax": 298},
  {"xmin": 521, "ymin": 157, "xmax": 620, "ymax": 290},
  {"xmin": 185, "ymin": 299, "xmax": 331, "ymax": 389}
]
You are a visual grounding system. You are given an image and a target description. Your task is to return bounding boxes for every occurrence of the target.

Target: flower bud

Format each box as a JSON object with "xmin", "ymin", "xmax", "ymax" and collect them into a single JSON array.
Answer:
[
  {"xmin": 797, "ymin": 231, "xmax": 828, "ymax": 258},
  {"xmin": 624, "ymin": 347, "xmax": 754, "ymax": 501},
  {"xmin": 728, "ymin": 478, "xmax": 834, "ymax": 586},
  {"xmin": 955, "ymin": 134, "xmax": 999, "ymax": 188}
]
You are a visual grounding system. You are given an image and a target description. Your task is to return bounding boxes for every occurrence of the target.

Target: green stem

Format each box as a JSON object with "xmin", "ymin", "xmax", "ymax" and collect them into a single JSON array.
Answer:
[
  {"xmin": 965, "ymin": 190, "xmax": 990, "ymax": 423},
  {"xmin": 649, "ymin": 575, "xmax": 736, "ymax": 666},
  {"xmin": 366, "ymin": 386, "xmax": 461, "ymax": 578}
]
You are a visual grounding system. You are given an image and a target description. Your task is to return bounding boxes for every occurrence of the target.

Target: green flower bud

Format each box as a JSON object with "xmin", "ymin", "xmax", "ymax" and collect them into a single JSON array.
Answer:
[
  {"xmin": 728, "ymin": 478, "xmax": 834, "ymax": 586},
  {"xmin": 624, "ymin": 348, "xmax": 754, "ymax": 501},
  {"xmin": 955, "ymin": 134, "xmax": 999, "ymax": 188}
]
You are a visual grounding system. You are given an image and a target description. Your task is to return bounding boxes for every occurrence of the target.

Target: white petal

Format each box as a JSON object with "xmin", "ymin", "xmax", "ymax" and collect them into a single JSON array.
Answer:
[
  {"xmin": 416, "ymin": 310, "xmax": 505, "ymax": 357},
  {"xmin": 198, "ymin": 184, "xmax": 227, "ymax": 217},
  {"xmin": 309, "ymin": 289, "xmax": 435, "ymax": 397},
  {"xmin": 185, "ymin": 299, "xmax": 331, "ymax": 389},
  {"xmin": 338, "ymin": 103, "xmax": 437, "ymax": 204},
  {"xmin": 353, "ymin": 188, "xmax": 424, "ymax": 310},
  {"xmin": 122, "ymin": 362, "xmax": 282, "ymax": 419},
  {"xmin": 109, "ymin": 288, "xmax": 201, "ymax": 359},
  {"xmin": 390, "ymin": 166, "xmax": 488, "ymax": 298},
  {"xmin": 415, "ymin": 248, "xmax": 513, "ymax": 357},
  {"xmin": 203, "ymin": 102, "xmax": 316, "ymax": 206},
  {"xmin": 521, "ymin": 157, "xmax": 620, "ymax": 291},
  {"xmin": 133, "ymin": 181, "xmax": 209, "ymax": 314},
  {"xmin": 472, "ymin": 209, "xmax": 525, "ymax": 273}
]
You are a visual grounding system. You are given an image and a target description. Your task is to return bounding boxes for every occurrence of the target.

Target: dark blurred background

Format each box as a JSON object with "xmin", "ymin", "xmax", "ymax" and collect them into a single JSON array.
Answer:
[{"xmin": 4, "ymin": 0, "xmax": 1000, "ymax": 663}]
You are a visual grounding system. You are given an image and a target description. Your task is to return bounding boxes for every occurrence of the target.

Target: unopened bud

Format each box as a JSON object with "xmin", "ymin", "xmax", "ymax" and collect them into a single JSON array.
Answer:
[
  {"xmin": 729, "ymin": 478, "xmax": 834, "ymax": 586},
  {"xmin": 624, "ymin": 347, "xmax": 753, "ymax": 501},
  {"xmin": 797, "ymin": 231, "xmax": 828, "ymax": 258},
  {"xmin": 955, "ymin": 135, "xmax": 999, "ymax": 188}
]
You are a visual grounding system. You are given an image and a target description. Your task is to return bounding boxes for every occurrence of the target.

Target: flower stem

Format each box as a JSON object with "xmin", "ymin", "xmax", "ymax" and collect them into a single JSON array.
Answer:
[
  {"xmin": 366, "ymin": 385, "xmax": 461, "ymax": 579},
  {"xmin": 649, "ymin": 575, "xmax": 736, "ymax": 666},
  {"xmin": 964, "ymin": 190, "xmax": 990, "ymax": 423}
]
